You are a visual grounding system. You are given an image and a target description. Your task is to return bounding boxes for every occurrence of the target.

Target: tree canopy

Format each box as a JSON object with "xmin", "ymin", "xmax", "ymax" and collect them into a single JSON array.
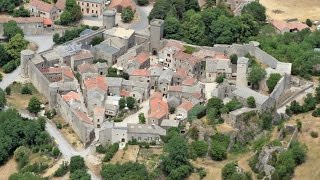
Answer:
[
  {"xmin": 267, "ymin": 73, "xmax": 282, "ymax": 93},
  {"xmin": 101, "ymin": 162, "xmax": 149, "ymax": 180},
  {"xmin": 3, "ymin": 21, "xmax": 23, "ymax": 39},
  {"xmin": 121, "ymin": 7, "xmax": 135, "ymax": 23},
  {"xmin": 60, "ymin": 0, "xmax": 82, "ymax": 25}
]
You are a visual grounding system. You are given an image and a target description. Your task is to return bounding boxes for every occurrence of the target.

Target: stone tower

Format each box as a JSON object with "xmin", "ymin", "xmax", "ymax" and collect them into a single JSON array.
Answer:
[
  {"xmin": 150, "ymin": 19, "xmax": 164, "ymax": 54},
  {"xmin": 103, "ymin": 9, "xmax": 117, "ymax": 30},
  {"xmin": 236, "ymin": 57, "xmax": 249, "ymax": 87},
  {"xmin": 21, "ymin": 49, "xmax": 35, "ymax": 78}
]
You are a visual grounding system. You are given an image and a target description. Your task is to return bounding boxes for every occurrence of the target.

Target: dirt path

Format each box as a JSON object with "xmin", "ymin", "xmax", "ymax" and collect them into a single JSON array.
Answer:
[{"xmin": 0, "ymin": 158, "xmax": 18, "ymax": 180}]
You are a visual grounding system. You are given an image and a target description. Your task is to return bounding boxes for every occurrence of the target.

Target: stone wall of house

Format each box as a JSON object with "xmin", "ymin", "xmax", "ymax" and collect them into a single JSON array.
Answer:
[
  {"xmin": 56, "ymin": 94, "xmax": 95, "ymax": 145},
  {"xmin": 270, "ymin": 74, "xmax": 291, "ymax": 106},
  {"xmin": 64, "ymin": 28, "xmax": 105, "ymax": 49}
]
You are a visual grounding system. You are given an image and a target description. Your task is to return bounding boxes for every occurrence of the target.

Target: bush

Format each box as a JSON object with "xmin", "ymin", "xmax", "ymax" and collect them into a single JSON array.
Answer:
[
  {"xmin": 21, "ymin": 162, "xmax": 49, "ymax": 174},
  {"xmin": 5, "ymin": 86, "xmax": 11, "ymax": 95},
  {"xmin": 90, "ymin": 36, "xmax": 104, "ymax": 46},
  {"xmin": 188, "ymin": 104, "xmax": 206, "ymax": 121},
  {"xmin": 215, "ymin": 74, "xmax": 225, "ymax": 84},
  {"xmin": 91, "ymin": 26, "xmax": 100, "ymax": 30},
  {"xmin": 14, "ymin": 146, "xmax": 30, "ymax": 169},
  {"xmin": 306, "ymin": 19, "xmax": 312, "ymax": 27},
  {"xmin": 21, "ymin": 85, "xmax": 32, "ymax": 95},
  {"xmin": 53, "ymin": 161, "xmax": 69, "ymax": 177},
  {"xmin": 28, "ymin": 96, "xmax": 41, "ymax": 114},
  {"xmin": 230, "ymin": 54, "xmax": 238, "ymax": 64},
  {"xmin": 310, "ymin": 131, "xmax": 318, "ymax": 138},
  {"xmin": 52, "ymin": 147, "xmax": 61, "ymax": 158},
  {"xmin": 3, "ymin": 61, "xmax": 18, "ymax": 73},
  {"xmin": 312, "ymin": 108, "xmax": 320, "ymax": 117},
  {"xmin": 70, "ymin": 156, "xmax": 86, "ymax": 173},
  {"xmin": 247, "ymin": 96, "xmax": 256, "ymax": 108},
  {"xmin": 189, "ymin": 140, "xmax": 208, "ymax": 158},
  {"xmin": 210, "ymin": 133, "xmax": 229, "ymax": 161},
  {"xmin": 56, "ymin": 123, "xmax": 62, "ymax": 129},
  {"xmin": 222, "ymin": 162, "xmax": 251, "ymax": 180},
  {"xmin": 266, "ymin": 73, "xmax": 281, "ymax": 93},
  {"xmin": 103, "ymin": 143, "xmax": 119, "ymax": 162},
  {"xmin": 96, "ymin": 145, "xmax": 106, "ymax": 153},
  {"xmin": 198, "ymin": 167, "xmax": 207, "ymax": 179}
]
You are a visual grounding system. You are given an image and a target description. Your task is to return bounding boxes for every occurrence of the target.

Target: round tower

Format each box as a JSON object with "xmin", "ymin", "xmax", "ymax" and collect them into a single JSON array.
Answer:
[
  {"xmin": 103, "ymin": 9, "xmax": 117, "ymax": 30},
  {"xmin": 21, "ymin": 50, "xmax": 35, "ymax": 78}
]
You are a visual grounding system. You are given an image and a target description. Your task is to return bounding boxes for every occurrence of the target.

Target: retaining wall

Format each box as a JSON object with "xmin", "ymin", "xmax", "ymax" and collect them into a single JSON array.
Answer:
[{"xmin": 27, "ymin": 61, "xmax": 50, "ymax": 99}]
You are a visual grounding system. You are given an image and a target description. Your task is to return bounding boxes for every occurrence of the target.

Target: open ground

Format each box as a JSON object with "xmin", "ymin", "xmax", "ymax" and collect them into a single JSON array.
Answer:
[{"xmin": 260, "ymin": 0, "xmax": 320, "ymax": 21}]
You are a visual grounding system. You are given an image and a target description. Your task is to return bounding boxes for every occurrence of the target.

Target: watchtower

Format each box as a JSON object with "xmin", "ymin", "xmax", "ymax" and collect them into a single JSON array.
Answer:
[
  {"xmin": 150, "ymin": 19, "xmax": 164, "ymax": 55},
  {"xmin": 103, "ymin": 9, "xmax": 117, "ymax": 30}
]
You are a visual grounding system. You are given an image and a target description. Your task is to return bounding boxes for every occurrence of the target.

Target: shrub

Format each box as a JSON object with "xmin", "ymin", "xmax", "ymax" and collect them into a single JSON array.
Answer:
[
  {"xmin": 21, "ymin": 85, "xmax": 32, "ymax": 95},
  {"xmin": 70, "ymin": 156, "xmax": 86, "ymax": 173},
  {"xmin": 215, "ymin": 74, "xmax": 225, "ymax": 84},
  {"xmin": 53, "ymin": 161, "xmax": 69, "ymax": 177},
  {"xmin": 306, "ymin": 19, "xmax": 312, "ymax": 27},
  {"xmin": 28, "ymin": 96, "xmax": 41, "ymax": 114},
  {"xmin": 14, "ymin": 146, "xmax": 30, "ymax": 169},
  {"xmin": 91, "ymin": 26, "xmax": 100, "ymax": 30},
  {"xmin": 247, "ymin": 96, "xmax": 256, "ymax": 108},
  {"xmin": 3, "ymin": 61, "xmax": 18, "ymax": 73},
  {"xmin": 188, "ymin": 104, "xmax": 206, "ymax": 121},
  {"xmin": 266, "ymin": 73, "xmax": 281, "ymax": 93},
  {"xmin": 222, "ymin": 162, "xmax": 251, "ymax": 180},
  {"xmin": 5, "ymin": 86, "xmax": 11, "ymax": 95},
  {"xmin": 312, "ymin": 108, "xmax": 320, "ymax": 117},
  {"xmin": 96, "ymin": 145, "xmax": 106, "ymax": 153},
  {"xmin": 52, "ymin": 147, "xmax": 61, "ymax": 158},
  {"xmin": 121, "ymin": 7, "xmax": 134, "ymax": 23},
  {"xmin": 90, "ymin": 36, "xmax": 104, "ymax": 46},
  {"xmin": 210, "ymin": 133, "xmax": 229, "ymax": 161},
  {"xmin": 230, "ymin": 54, "xmax": 238, "ymax": 64},
  {"xmin": 310, "ymin": 131, "xmax": 318, "ymax": 138},
  {"xmin": 189, "ymin": 140, "xmax": 208, "ymax": 158},
  {"xmin": 21, "ymin": 162, "xmax": 49, "ymax": 174},
  {"xmin": 56, "ymin": 123, "xmax": 62, "ymax": 129},
  {"xmin": 103, "ymin": 143, "xmax": 119, "ymax": 162},
  {"xmin": 198, "ymin": 167, "xmax": 207, "ymax": 179}
]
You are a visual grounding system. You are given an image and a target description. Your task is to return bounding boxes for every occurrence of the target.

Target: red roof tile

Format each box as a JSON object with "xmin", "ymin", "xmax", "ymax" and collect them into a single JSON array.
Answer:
[
  {"xmin": 94, "ymin": 106, "xmax": 105, "ymax": 115},
  {"xmin": 174, "ymin": 51, "xmax": 200, "ymax": 65},
  {"xmin": 149, "ymin": 96, "xmax": 168, "ymax": 119},
  {"xmin": 84, "ymin": 76, "xmax": 108, "ymax": 91},
  {"xmin": 175, "ymin": 68, "xmax": 188, "ymax": 78},
  {"xmin": 133, "ymin": 52, "xmax": 149, "ymax": 64},
  {"xmin": 30, "ymin": 0, "xmax": 55, "ymax": 12},
  {"xmin": 120, "ymin": 89, "xmax": 130, "ymax": 97},
  {"xmin": 178, "ymin": 101, "xmax": 194, "ymax": 111},
  {"xmin": 182, "ymin": 77, "xmax": 196, "ymax": 86},
  {"xmin": 43, "ymin": 18, "xmax": 52, "ymax": 25},
  {"xmin": 74, "ymin": 110, "xmax": 93, "ymax": 124},
  {"xmin": 168, "ymin": 86, "xmax": 182, "ymax": 92},
  {"xmin": 62, "ymin": 91, "xmax": 81, "ymax": 102},
  {"xmin": 270, "ymin": 19, "xmax": 309, "ymax": 32},
  {"xmin": 130, "ymin": 69, "xmax": 150, "ymax": 77}
]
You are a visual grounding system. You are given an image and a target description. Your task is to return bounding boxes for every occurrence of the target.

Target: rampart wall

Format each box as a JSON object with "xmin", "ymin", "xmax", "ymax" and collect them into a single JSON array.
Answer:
[{"xmin": 27, "ymin": 61, "xmax": 50, "ymax": 99}]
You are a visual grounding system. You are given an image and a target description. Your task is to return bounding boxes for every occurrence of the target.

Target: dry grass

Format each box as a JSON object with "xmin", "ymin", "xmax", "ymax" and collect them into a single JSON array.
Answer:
[
  {"xmin": 0, "ymin": 158, "xmax": 18, "ymax": 180},
  {"xmin": 111, "ymin": 145, "xmax": 140, "ymax": 164},
  {"xmin": 51, "ymin": 115, "xmax": 84, "ymax": 150},
  {"xmin": 6, "ymin": 82, "xmax": 46, "ymax": 110},
  {"xmin": 137, "ymin": 147, "xmax": 162, "ymax": 171},
  {"xmin": 287, "ymin": 112, "xmax": 320, "ymax": 180},
  {"xmin": 260, "ymin": 0, "xmax": 320, "ymax": 21}
]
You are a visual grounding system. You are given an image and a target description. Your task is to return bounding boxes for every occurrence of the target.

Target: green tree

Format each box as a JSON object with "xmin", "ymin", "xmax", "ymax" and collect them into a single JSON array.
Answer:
[
  {"xmin": 138, "ymin": 113, "xmax": 146, "ymax": 124},
  {"xmin": 21, "ymin": 85, "xmax": 32, "ymax": 95},
  {"xmin": 101, "ymin": 162, "xmax": 149, "ymax": 180},
  {"xmin": 182, "ymin": 11, "xmax": 205, "ymax": 45},
  {"xmin": 148, "ymin": 0, "xmax": 171, "ymax": 20},
  {"xmin": 53, "ymin": 161, "xmax": 69, "ymax": 177},
  {"xmin": 121, "ymin": 7, "xmax": 135, "ymax": 23},
  {"xmin": 164, "ymin": 16, "xmax": 182, "ymax": 40},
  {"xmin": 119, "ymin": 97, "xmax": 126, "ymax": 110},
  {"xmin": 222, "ymin": 162, "xmax": 251, "ymax": 180},
  {"xmin": 260, "ymin": 112, "xmax": 273, "ymax": 130},
  {"xmin": 289, "ymin": 100, "xmax": 302, "ymax": 114},
  {"xmin": 5, "ymin": 33, "xmax": 28, "ymax": 61},
  {"xmin": 247, "ymin": 96, "xmax": 256, "ymax": 108},
  {"xmin": 126, "ymin": 96, "xmax": 135, "ymax": 110},
  {"xmin": 302, "ymin": 93, "xmax": 317, "ymax": 112},
  {"xmin": 3, "ymin": 21, "xmax": 23, "ymax": 39},
  {"xmin": 70, "ymin": 169, "xmax": 90, "ymax": 180},
  {"xmin": 28, "ymin": 96, "xmax": 41, "ymax": 114},
  {"xmin": 207, "ymin": 97, "xmax": 223, "ymax": 113},
  {"xmin": 216, "ymin": 74, "xmax": 225, "ymax": 84},
  {"xmin": 267, "ymin": 73, "xmax": 281, "ymax": 93},
  {"xmin": 248, "ymin": 65, "xmax": 266, "ymax": 88},
  {"xmin": 70, "ymin": 156, "xmax": 86, "ymax": 173},
  {"xmin": 60, "ymin": 0, "xmax": 82, "ymax": 25},
  {"xmin": 189, "ymin": 140, "xmax": 208, "ymax": 158},
  {"xmin": 0, "ymin": 88, "xmax": 6, "ymax": 109},
  {"xmin": 107, "ymin": 67, "xmax": 118, "ymax": 77},
  {"xmin": 53, "ymin": 33, "xmax": 60, "ymax": 44},
  {"xmin": 315, "ymin": 84, "xmax": 320, "ymax": 103},
  {"xmin": 13, "ymin": 6, "xmax": 30, "ymax": 17},
  {"xmin": 230, "ymin": 54, "xmax": 238, "ymax": 64},
  {"xmin": 242, "ymin": 1, "xmax": 266, "ymax": 22},
  {"xmin": 209, "ymin": 15, "xmax": 238, "ymax": 44},
  {"xmin": 9, "ymin": 172, "xmax": 44, "ymax": 180},
  {"xmin": 0, "ymin": 44, "xmax": 10, "ymax": 67},
  {"xmin": 185, "ymin": 0, "xmax": 200, "ymax": 11}
]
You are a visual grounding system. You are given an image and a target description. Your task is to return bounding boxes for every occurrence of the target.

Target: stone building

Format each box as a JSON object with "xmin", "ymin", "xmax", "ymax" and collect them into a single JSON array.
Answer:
[
  {"xmin": 176, "ymin": 101, "xmax": 194, "ymax": 120},
  {"xmin": 55, "ymin": 0, "xmax": 66, "ymax": 14},
  {"xmin": 0, "ymin": 17, "xmax": 49, "ymax": 36},
  {"xmin": 236, "ymin": 57, "xmax": 249, "ymax": 87},
  {"xmin": 76, "ymin": 0, "xmax": 106, "ymax": 17},
  {"xmin": 158, "ymin": 69, "xmax": 174, "ymax": 94},
  {"xmin": 103, "ymin": 27, "xmax": 135, "ymax": 50},
  {"xmin": 29, "ymin": 0, "xmax": 59, "ymax": 20},
  {"xmin": 71, "ymin": 50, "xmax": 94, "ymax": 70},
  {"xmin": 148, "ymin": 93, "xmax": 169, "ymax": 125},
  {"xmin": 129, "ymin": 69, "xmax": 150, "ymax": 84},
  {"xmin": 127, "ymin": 123, "xmax": 166, "ymax": 143},
  {"xmin": 150, "ymin": 19, "xmax": 164, "ymax": 54}
]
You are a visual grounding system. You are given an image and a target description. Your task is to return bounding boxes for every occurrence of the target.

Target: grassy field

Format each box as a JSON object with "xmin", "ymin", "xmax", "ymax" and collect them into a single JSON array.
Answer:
[
  {"xmin": 6, "ymin": 82, "xmax": 47, "ymax": 110},
  {"xmin": 260, "ymin": 0, "xmax": 320, "ymax": 21}
]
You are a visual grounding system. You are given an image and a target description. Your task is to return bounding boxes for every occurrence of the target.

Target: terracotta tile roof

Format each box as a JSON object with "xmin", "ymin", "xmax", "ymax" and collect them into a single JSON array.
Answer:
[
  {"xmin": 62, "ymin": 67, "xmax": 75, "ymax": 79},
  {"xmin": 182, "ymin": 77, "xmax": 196, "ymax": 86},
  {"xmin": 178, "ymin": 101, "xmax": 194, "ymax": 111},
  {"xmin": 168, "ymin": 86, "xmax": 182, "ymax": 92},
  {"xmin": 174, "ymin": 51, "xmax": 200, "ymax": 65},
  {"xmin": 151, "ymin": 92, "xmax": 163, "ymax": 99},
  {"xmin": 109, "ymin": 0, "xmax": 136, "ymax": 11},
  {"xmin": 43, "ymin": 18, "xmax": 52, "ymax": 25},
  {"xmin": 77, "ymin": 63, "xmax": 98, "ymax": 74},
  {"xmin": 72, "ymin": 50, "xmax": 93, "ymax": 61},
  {"xmin": 149, "ymin": 96, "xmax": 168, "ymax": 119},
  {"xmin": 120, "ymin": 89, "xmax": 130, "ymax": 97},
  {"xmin": 30, "ymin": 0, "xmax": 55, "ymax": 12},
  {"xmin": 84, "ymin": 76, "xmax": 108, "ymax": 91},
  {"xmin": 175, "ymin": 68, "xmax": 188, "ymax": 78},
  {"xmin": 62, "ymin": 91, "xmax": 81, "ymax": 102},
  {"xmin": 55, "ymin": 0, "xmax": 66, "ymax": 10},
  {"xmin": 0, "ymin": 17, "xmax": 44, "ymax": 24},
  {"xmin": 130, "ymin": 69, "xmax": 150, "ymax": 77},
  {"xmin": 270, "ymin": 19, "xmax": 309, "ymax": 32},
  {"xmin": 133, "ymin": 52, "xmax": 149, "ymax": 64},
  {"xmin": 74, "ymin": 110, "xmax": 93, "ymax": 124},
  {"xmin": 193, "ymin": 49, "xmax": 216, "ymax": 59}
]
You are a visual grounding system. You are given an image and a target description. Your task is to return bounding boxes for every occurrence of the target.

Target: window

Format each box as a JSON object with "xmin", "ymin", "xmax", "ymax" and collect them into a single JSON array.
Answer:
[
  {"xmin": 92, "ymin": 10, "xmax": 94, "ymax": 13},
  {"xmin": 97, "ymin": 119, "xmax": 100, "ymax": 122},
  {"xmin": 167, "ymin": 54, "xmax": 170, "ymax": 57}
]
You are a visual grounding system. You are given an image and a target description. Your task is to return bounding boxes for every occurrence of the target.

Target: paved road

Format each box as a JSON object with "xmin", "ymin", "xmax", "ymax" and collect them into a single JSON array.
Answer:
[
  {"xmin": 0, "ymin": 66, "xmax": 21, "ymax": 89},
  {"xmin": 130, "ymin": 5, "xmax": 153, "ymax": 32}
]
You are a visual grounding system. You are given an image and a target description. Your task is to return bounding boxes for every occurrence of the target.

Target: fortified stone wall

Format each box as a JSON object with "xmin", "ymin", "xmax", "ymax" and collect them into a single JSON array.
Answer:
[
  {"xmin": 270, "ymin": 74, "xmax": 291, "ymax": 106},
  {"xmin": 27, "ymin": 61, "xmax": 50, "ymax": 100},
  {"xmin": 57, "ymin": 94, "xmax": 95, "ymax": 145}
]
